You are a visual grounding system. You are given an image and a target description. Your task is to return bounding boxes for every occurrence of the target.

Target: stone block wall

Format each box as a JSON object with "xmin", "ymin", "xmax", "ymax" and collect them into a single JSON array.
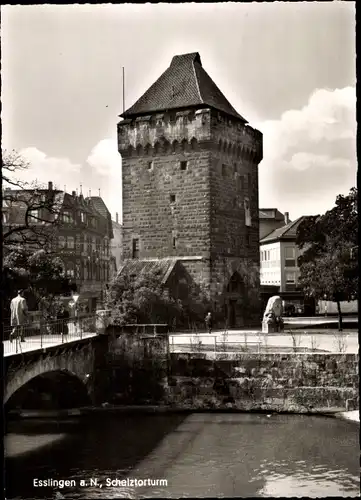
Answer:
[
  {"xmin": 166, "ymin": 352, "xmax": 359, "ymax": 413},
  {"xmin": 118, "ymin": 107, "xmax": 262, "ymax": 322},
  {"xmin": 120, "ymin": 141, "xmax": 212, "ymax": 260}
]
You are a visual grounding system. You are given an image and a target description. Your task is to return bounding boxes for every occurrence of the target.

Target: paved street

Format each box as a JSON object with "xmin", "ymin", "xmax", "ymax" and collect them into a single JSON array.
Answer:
[{"xmin": 3, "ymin": 332, "xmax": 97, "ymax": 357}]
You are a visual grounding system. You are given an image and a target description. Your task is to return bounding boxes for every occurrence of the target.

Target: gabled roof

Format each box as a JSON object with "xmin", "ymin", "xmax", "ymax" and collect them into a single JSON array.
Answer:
[
  {"xmin": 86, "ymin": 196, "xmax": 109, "ymax": 218},
  {"xmin": 122, "ymin": 52, "xmax": 247, "ymax": 122},
  {"xmin": 260, "ymin": 216, "xmax": 308, "ymax": 244},
  {"xmin": 117, "ymin": 258, "xmax": 178, "ymax": 285},
  {"xmin": 259, "ymin": 208, "xmax": 285, "ymax": 221}
]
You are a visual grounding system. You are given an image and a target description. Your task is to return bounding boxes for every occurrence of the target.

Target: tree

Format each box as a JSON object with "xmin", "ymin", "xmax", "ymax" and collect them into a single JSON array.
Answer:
[
  {"xmin": 2, "ymin": 149, "xmax": 62, "ymax": 251},
  {"xmin": 2, "ymin": 246, "xmax": 73, "ymax": 322},
  {"xmin": 105, "ymin": 267, "xmax": 211, "ymax": 328},
  {"xmin": 105, "ymin": 268, "xmax": 183, "ymax": 327},
  {"xmin": 296, "ymin": 188, "xmax": 358, "ymax": 331}
]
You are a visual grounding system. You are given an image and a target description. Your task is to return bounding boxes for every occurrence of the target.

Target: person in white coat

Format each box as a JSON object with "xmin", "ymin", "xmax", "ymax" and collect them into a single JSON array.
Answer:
[{"xmin": 10, "ymin": 290, "xmax": 28, "ymax": 342}]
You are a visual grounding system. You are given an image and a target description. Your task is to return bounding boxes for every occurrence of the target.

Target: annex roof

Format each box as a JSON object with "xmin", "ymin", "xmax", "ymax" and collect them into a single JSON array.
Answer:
[
  {"xmin": 121, "ymin": 52, "xmax": 247, "ymax": 122},
  {"xmin": 117, "ymin": 258, "xmax": 179, "ymax": 285}
]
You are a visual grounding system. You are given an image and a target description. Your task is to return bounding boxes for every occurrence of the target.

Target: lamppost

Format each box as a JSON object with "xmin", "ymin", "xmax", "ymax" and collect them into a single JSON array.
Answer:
[{"xmin": 71, "ymin": 291, "xmax": 80, "ymax": 335}]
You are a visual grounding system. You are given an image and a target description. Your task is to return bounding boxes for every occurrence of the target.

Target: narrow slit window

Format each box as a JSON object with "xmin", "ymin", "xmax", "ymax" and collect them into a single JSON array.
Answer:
[
  {"xmin": 180, "ymin": 160, "xmax": 187, "ymax": 171},
  {"xmin": 170, "ymin": 194, "xmax": 176, "ymax": 203},
  {"xmin": 147, "ymin": 161, "xmax": 153, "ymax": 170},
  {"xmin": 132, "ymin": 238, "xmax": 139, "ymax": 259},
  {"xmin": 172, "ymin": 236, "xmax": 177, "ymax": 249}
]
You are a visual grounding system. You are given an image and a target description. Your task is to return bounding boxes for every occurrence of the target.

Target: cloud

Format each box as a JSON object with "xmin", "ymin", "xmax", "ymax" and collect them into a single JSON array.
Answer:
[
  {"xmin": 17, "ymin": 147, "xmax": 82, "ymax": 189},
  {"xmin": 257, "ymin": 87, "xmax": 356, "ymax": 218},
  {"xmin": 86, "ymin": 138, "xmax": 122, "ymax": 177}
]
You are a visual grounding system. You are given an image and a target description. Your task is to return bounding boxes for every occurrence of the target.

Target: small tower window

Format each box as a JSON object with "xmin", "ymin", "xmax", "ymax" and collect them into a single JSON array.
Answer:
[
  {"xmin": 172, "ymin": 236, "xmax": 177, "ymax": 249},
  {"xmin": 170, "ymin": 194, "xmax": 176, "ymax": 203},
  {"xmin": 222, "ymin": 164, "xmax": 227, "ymax": 176},
  {"xmin": 132, "ymin": 238, "xmax": 139, "ymax": 259},
  {"xmin": 147, "ymin": 161, "xmax": 153, "ymax": 171},
  {"xmin": 180, "ymin": 160, "xmax": 187, "ymax": 171}
]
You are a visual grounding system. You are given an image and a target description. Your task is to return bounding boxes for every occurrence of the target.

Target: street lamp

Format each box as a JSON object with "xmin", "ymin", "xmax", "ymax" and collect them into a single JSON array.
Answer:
[{"xmin": 71, "ymin": 291, "xmax": 80, "ymax": 335}]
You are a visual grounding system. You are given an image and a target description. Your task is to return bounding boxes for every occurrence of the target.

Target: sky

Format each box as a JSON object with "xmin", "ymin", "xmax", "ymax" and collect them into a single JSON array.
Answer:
[{"xmin": 1, "ymin": 2, "xmax": 356, "ymax": 222}]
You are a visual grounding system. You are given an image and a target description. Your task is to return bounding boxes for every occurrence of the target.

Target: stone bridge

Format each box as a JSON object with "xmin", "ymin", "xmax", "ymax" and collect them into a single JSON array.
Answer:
[{"xmin": 4, "ymin": 335, "xmax": 110, "ymax": 408}]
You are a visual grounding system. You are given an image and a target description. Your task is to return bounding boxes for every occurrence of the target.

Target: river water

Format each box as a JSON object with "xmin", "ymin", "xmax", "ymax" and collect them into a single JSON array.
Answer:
[{"xmin": 5, "ymin": 413, "xmax": 360, "ymax": 499}]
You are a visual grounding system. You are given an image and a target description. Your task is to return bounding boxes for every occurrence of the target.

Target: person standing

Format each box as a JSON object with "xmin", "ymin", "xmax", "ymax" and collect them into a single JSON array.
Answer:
[
  {"xmin": 205, "ymin": 312, "xmax": 212, "ymax": 334},
  {"xmin": 10, "ymin": 290, "xmax": 28, "ymax": 343}
]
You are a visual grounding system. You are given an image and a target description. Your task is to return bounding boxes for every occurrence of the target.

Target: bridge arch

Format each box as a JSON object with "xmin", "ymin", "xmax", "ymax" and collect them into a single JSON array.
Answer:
[
  {"xmin": 4, "ymin": 341, "xmax": 97, "ymax": 406},
  {"xmin": 4, "ymin": 369, "xmax": 92, "ymax": 410}
]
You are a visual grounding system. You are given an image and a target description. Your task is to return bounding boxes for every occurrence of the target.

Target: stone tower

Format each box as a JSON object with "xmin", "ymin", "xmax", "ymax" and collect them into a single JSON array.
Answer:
[{"xmin": 117, "ymin": 52, "xmax": 263, "ymax": 326}]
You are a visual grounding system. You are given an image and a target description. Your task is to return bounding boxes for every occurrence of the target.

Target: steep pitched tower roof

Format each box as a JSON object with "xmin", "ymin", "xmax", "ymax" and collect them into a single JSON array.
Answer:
[{"xmin": 121, "ymin": 52, "xmax": 247, "ymax": 122}]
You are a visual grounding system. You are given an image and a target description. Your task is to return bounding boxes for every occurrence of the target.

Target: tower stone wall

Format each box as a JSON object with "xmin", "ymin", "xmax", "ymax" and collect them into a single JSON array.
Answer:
[{"xmin": 117, "ymin": 53, "xmax": 263, "ymax": 326}]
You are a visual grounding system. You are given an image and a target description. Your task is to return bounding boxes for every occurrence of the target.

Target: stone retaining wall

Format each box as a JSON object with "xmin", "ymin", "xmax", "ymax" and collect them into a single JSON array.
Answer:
[
  {"xmin": 107, "ymin": 333, "xmax": 358, "ymax": 413},
  {"xmin": 166, "ymin": 353, "xmax": 359, "ymax": 413}
]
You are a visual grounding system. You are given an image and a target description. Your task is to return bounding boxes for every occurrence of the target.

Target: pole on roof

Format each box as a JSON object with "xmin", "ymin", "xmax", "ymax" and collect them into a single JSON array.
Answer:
[{"xmin": 122, "ymin": 67, "xmax": 125, "ymax": 113}]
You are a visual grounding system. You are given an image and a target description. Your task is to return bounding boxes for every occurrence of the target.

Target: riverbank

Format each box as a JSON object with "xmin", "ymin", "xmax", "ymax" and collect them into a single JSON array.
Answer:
[
  {"xmin": 334, "ymin": 410, "xmax": 359, "ymax": 423},
  {"xmin": 7, "ymin": 405, "xmax": 360, "ymax": 421}
]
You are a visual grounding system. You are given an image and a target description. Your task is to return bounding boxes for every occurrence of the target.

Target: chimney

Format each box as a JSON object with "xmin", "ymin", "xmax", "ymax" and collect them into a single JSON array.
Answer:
[
  {"xmin": 284, "ymin": 212, "xmax": 290, "ymax": 224},
  {"xmin": 48, "ymin": 181, "xmax": 53, "ymax": 191},
  {"xmin": 116, "ymin": 212, "xmax": 119, "ymax": 224}
]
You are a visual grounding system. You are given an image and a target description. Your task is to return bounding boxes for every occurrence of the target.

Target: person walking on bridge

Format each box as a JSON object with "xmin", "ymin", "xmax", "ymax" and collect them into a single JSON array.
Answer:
[
  {"xmin": 205, "ymin": 312, "xmax": 212, "ymax": 334},
  {"xmin": 10, "ymin": 289, "xmax": 28, "ymax": 343}
]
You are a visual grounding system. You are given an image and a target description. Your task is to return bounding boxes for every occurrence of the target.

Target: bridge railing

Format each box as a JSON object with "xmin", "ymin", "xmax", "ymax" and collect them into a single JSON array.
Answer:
[
  {"xmin": 3, "ymin": 315, "xmax": 98, "ymax": 355},
  {"xmin": 119, "ymin": 324, "xmax": 169, "ymax": 335}
]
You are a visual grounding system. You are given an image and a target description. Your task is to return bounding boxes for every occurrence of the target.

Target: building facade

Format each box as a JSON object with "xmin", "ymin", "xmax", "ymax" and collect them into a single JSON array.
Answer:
[
  {"xmin": 117, "ymin": 52, "xmax": 263, "ymax": 326},
  {"xmin": 110, "ymin": 212, "xmax": 123, "ymax": 276},
  {"xmin": 3, "ymin": 182, "xmax": 113, "ymax": 312},
  {"xmin": 259, "ymin": 216, "xmax": 315, "ymax": 313}
]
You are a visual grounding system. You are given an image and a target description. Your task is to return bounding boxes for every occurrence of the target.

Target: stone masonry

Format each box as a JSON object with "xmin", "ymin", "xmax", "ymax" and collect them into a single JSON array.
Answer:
[{"xmin": 117, "ymin": 53, "xmax": 263, "ymax": 326}]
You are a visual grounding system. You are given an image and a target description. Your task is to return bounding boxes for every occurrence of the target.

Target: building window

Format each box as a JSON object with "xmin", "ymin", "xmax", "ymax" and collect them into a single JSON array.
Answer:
[
  {"xmin": 63, "ymin": 211, "xmax": 72, "ymax": 223},
  {"xmin": 29, "ymin": 209, "xmax": 40, "ymax": 221},
  {"xmin": 180, "ymin": 160, "xmax": 187, "ymax": 171},
  {"xmin": 67, "ymin": 236, "xmax": 75, "ymax": 249},
  {"xmin": 172, "ymin": 236, "xmax": 177, "ymax": 249},
  {"xmin": 222, "ymin": 164, "xmax": 226, "ymax": 176},
  {"xmin": 132, "ymin": 238, "xmax": 139, "ymax": 259},
  {"xmin": 285, "ymin": 246, "xmax": 296, "ymax": 267},
  {"xmin": 286, "ymin": 271, "xmax": 296, "ymax": 284},
  {"xmin": 58, "ymin": 236, "xmax": 66, "ymax": 248},
  {"xmin": 66, "ymin": 262, "xmax": 75, "ymax": 278},
  {"xmin": 147, "ymin": 161, "xmax": 153, "ymax": 171},
  {"xmin": 76, "ymin": 261, "xmax": 81, "ymax": 279},
  {"xmin": 170, "ymin": 194, "xmax": 176, "ymax": 203}
]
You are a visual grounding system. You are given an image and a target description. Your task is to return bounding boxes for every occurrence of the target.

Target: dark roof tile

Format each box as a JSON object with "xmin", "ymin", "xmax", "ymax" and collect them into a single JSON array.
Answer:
[
  {"xmin": 117, "ymin": 258, "xmax": 178, "ymax": 285},
  {"xmin": 260, "ymin": 216, "xmax": 308, "ymax": 243},
  {"xmin": 122, "ymin": 52, "xmax": 247, "ymax": 122}
]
